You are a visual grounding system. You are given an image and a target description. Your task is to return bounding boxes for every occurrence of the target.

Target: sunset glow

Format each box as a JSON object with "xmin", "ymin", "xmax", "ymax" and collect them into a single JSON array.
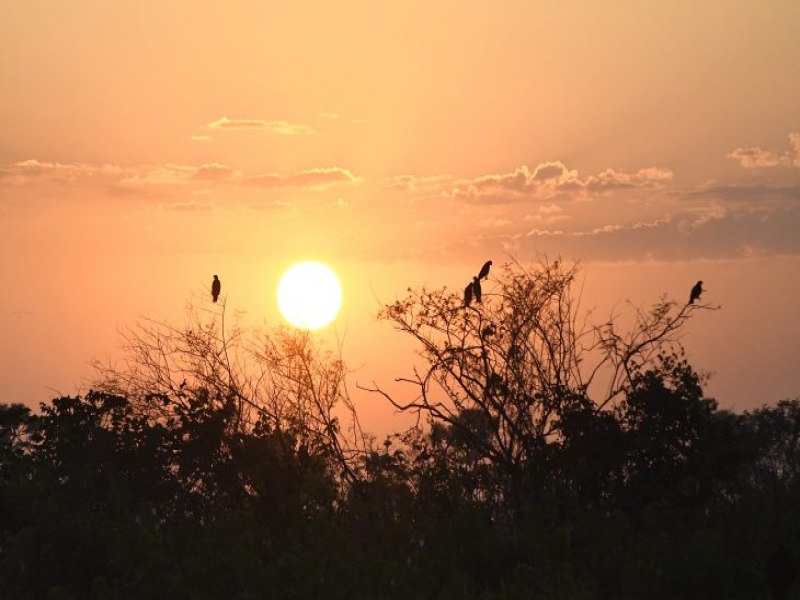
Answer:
[
  {"xmin": 3, "ymin": 2, "xmax": 800, "ymax": 594},
  {"xmin": 1, "ymin": 0, "xmax": 799, "ymax": 431}
]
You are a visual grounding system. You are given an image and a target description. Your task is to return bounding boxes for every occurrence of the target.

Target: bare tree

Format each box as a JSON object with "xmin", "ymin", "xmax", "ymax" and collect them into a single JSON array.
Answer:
[
  {"xmin": 365, "ymin": 258, "xmax": 719, "ymax": 479},
  {"xmin": 91, "ymin": 299, "xmax": 367, "ymax": 483}
]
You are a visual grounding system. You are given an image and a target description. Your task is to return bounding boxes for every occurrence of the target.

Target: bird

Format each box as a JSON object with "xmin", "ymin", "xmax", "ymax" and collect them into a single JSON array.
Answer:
[
  {"xmin": 472, "ymin": 276, "xmax": 482, "ymax": 303},
  {"xmin": 478, "ymin": 260, "xmax": 492, "ymax": 280},
  {"xmin": 464, "ymin": 281, "xmax": 474, "ymax": 307},
  {"xmin": 688, "ymin": 280, "xmax": 703, "ymax": 305},
  {"xmin": 211, "ymin": 275, "xmax": 221, "ymax": 303}
]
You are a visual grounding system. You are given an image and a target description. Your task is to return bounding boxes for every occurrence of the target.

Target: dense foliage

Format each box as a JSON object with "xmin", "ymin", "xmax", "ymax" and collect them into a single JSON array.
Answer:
[{"xmin": 1, "ymin": 262, "xmax": 798, "ymax": 599}]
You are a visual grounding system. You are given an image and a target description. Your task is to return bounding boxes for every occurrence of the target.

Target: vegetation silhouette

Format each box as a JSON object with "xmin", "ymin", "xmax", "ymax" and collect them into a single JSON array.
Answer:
[
  {"xmin": 1, "ymin": 258, "xmax": 798, "ymax": 599},
  {"xmin": 766, "ymin": 544, "xmax": 795, "ymax": 600}
]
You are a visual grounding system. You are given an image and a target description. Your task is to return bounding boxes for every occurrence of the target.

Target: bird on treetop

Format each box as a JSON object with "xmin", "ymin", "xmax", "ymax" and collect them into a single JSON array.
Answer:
[
  {"xmin": 212, "ymin": 275, "xmax": 221, "ymax": 303},
  {"xmin": 688, "ymin": 280, "xmax": 703, "ymax": 305},
  {"xmin": 472, "ymin": 276, "xmax": 482, "ymax": 303},
  {"xmin": 478, "ymin": 260, "xmax": 492, "ymax": 280},
  {"xmin": 464, "ymin": 281, "xmax": 474, "ymax": 307}
]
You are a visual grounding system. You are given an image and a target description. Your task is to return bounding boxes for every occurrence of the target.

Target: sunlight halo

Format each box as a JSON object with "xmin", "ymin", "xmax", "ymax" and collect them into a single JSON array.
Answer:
[{"xmin": 277, "ymin": 262, "xmax": 342, "ymax": 330}]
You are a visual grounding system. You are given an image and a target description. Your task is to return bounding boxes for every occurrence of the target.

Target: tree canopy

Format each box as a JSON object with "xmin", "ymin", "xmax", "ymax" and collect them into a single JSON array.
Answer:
[{"xmin": 1, "ymin": 260, "xmax": 798, "ymax": 599}]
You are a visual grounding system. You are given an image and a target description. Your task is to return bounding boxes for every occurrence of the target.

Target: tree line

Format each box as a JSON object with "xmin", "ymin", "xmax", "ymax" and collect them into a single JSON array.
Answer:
[{"xmin": 1, "ymin": 260, "xmax": 798, "ymax": 599}]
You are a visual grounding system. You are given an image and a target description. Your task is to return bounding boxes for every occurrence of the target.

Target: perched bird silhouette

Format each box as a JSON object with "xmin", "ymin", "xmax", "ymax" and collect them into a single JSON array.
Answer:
[
  {"xmin": 464, "ymin": 260, "xmax": 492, "ymax": 307},
  {"xmin": 478, "ymin": 260, "xmax": 492, "ymax": 280},
  {"xmin": 211, "ymin": 275, "xmax": 221, "ymax": 303},
  {"xmin": 472, "ymin": 276, "xmax": 482, "ymax": 303},
  {"xmin": 464, "ymin": 281, "xmax": 474, "ymax": 307},
  {"xmin": 688, "ymin": 280, "xmax": 703, "ymax": 305}
]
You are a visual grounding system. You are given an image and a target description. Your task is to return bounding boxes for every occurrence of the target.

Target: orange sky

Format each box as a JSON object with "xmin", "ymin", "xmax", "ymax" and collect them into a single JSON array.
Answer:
[{"xmin": 2, "ymin": 1, "xmax": 799, "ymax": 435}]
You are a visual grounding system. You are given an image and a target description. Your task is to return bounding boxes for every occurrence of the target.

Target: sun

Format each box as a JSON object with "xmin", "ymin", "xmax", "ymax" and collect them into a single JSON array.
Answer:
[{"xmin": 277, "ymin": 262, "xmax": 342, "ymax": 330}]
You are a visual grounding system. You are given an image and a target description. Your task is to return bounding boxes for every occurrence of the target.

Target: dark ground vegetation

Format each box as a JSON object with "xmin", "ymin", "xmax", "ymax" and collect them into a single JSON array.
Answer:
[{"xmin": 2, "ymin": 261, "xmax": 798, "ymax": 599}]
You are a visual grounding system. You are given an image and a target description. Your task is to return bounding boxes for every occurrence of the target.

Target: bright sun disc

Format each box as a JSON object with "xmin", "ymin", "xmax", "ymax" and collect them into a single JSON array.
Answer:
[{"xmin": 277, "ymin": 262, "xmax": 342, "ymax": 330}]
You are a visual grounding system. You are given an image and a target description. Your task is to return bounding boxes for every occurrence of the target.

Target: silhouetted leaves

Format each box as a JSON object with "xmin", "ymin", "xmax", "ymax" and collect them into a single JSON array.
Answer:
[{"xmin": 0, "ymin": 260, "xmax": 796, "ymax": 598}]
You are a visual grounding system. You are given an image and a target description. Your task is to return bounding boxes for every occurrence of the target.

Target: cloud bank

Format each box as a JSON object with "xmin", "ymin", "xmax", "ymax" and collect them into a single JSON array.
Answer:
[
  {"xmin": 390, "ymin": 161, "xmax": 674, "ymax": 203},
  {"xmin": 0, "ymin": 159, "xmax": 361, "ymax": 194},
  {"xmin": 727, "ymin": 132, "xmax": 800, "ymax": 169}
]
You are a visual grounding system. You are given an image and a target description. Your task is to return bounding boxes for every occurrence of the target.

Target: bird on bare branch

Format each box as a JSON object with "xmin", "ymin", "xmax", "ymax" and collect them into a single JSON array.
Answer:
[
  {"xmin": 212, "ymin": 275, "xmax": 221, "ymax": 303},
  {"xmin": 689, "ymin": 280, "xmax": 703, "ymax": 305},
  {"xmin": 463, "ymin": 260, "xmax": 492, "ymax": 308},
  {"xmin": 472, "ymin": 276, "xmax": 482, "ymax": 303},
  {"xmin": 478, "ymin": 260, "xmax": 492, "ymax": 280}
]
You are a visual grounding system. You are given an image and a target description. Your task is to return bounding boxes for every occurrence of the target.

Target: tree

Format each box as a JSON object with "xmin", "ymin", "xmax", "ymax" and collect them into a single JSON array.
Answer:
[
  {"xmin": 91, "ymin": 301, "xmax": 367, "ymax": 484},
  {"xmin": 5, "ymin": 264, "xmax": 800, "ymax": 598},
  {"xmin": 369, "ymin": 258, "xmax": 719, "ymax": 504}
]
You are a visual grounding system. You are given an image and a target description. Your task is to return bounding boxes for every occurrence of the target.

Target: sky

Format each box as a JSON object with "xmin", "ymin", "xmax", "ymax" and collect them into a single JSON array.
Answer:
[{"xmin": 2, "ymin": 1, "xmax": 799, "ymax": 436}]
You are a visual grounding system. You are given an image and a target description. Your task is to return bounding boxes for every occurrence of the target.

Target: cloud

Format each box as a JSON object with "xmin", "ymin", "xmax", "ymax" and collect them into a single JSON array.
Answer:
[
  {"xmin": 727, "ymin": 132, "xmax": 800, "ymax": 169},
  {"xmin": 450, "ymin": 163, "xmax": 579, "ymax": 200},
  {"xmin": 267, "ymin": 121, "xmax": 315, "ymax": 135},
  {"xmin": 391, "ymin": 162, "xmax": 673, "ymax": 203},
  {"xmin": 727, "ymin": 147, "xmax": 785, "ymax": 169},
  {"xmin": 522, "ymin": 203, "xmax": 571, "ymax": 225},
  {"xmin": 0, "ymin": 159, "xmax": 213, "ymax": 189},
  {"xmin": 207, "ymin": 117, "xmax": 268, "ymax": 129},
  {"xmin": 538, "ymin": 203, "xmax": 563, "ymax": 214},
  {"xmin": 205, "ymin": 116, "xmax": 314, "ymax": 135},
  {"xmin": 790, "ymin": 133, "xmax": 800, "ymax": 167},
  {"xmin": 532, "ymin": 161, "xmax": 573, "ymax": 181},
  {"xmin": 583, "ymin": 167, "xmax": 674, "ymax": 192},
  {"xmin": 161, "ymin": 201, "xmax": 213, "ymax": 212},
  {"xmin": 479, "ymin": 217, "xmax": 513, "ymax": 228},
  {"xmin": 1, "ymin": 159, "xmax": 361, "ymax": 196},
  {"xmin": 0, "ymin": 159, "xmax": 124, "ymax": 186},
  {"xmin": 243, "ymin": 167, "xmax": 362, "ymax": 190},
  {"xmin": 122, "ymin": 163, "xmax": 359, "ymax": 190},
  {"xmin": 192, "ymin": 163, "xmax": 237, "ymax": 182},
  {"xmin": 120, "ymin": 163, "xmax": 238, "ymax": 185},
  {"xmin": 680, "ymin": 182, "xmax": 800, "ymax": 204},
  {"xmin": 683, "ymin": 203, "xmax": 726, "ymax": 229},
  {"xmin": 385, "ymin": 174, "xmax": 454, "ymax": 193},
  {"xmin": 486, "ymin": 206, "xmax": 800, "ymax": 262},
  {"xmin": 421, "ymin": 155, "xmax": 800, "ymax": 263}
]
